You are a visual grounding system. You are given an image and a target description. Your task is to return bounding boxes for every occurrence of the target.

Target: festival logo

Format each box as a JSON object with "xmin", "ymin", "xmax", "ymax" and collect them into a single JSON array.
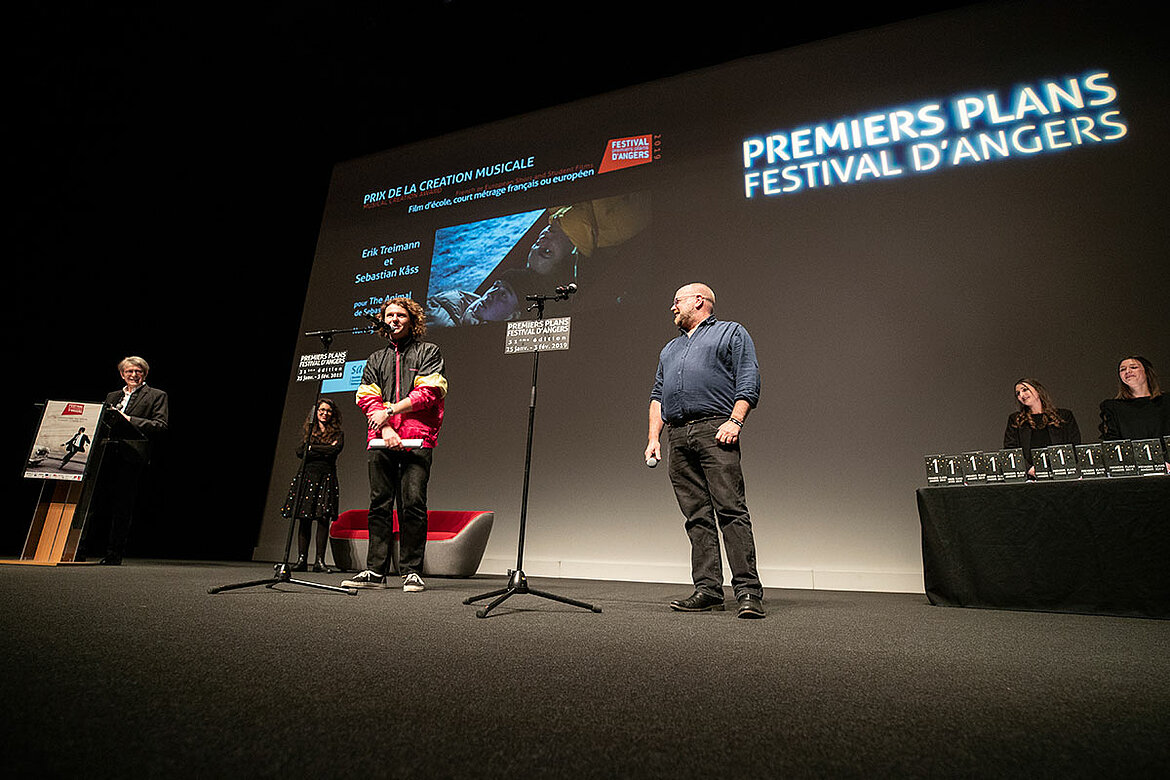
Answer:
[{"xmin": 598, "ymin": 134, "xmax": 658, "ymax": 174}]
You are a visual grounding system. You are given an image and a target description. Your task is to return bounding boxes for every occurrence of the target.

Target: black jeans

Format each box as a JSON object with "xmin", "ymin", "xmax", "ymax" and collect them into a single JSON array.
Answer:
[
  {"xmin": 366, "ymin": 447, "xmax": 432, "ymax": 576},
  {"xmin": 667, "ymin": 418, "xmax": 762, "ymax": 599}
]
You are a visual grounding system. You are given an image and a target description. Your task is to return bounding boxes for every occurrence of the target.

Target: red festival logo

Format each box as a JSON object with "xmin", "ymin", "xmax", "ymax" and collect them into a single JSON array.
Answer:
[
  {"xmin": 598, "ymin": 134, "xmax": 658, "ymax": 174},
  {"xmin": 62, "ymin": 403, "xmax": 85, "ymax": 416}
]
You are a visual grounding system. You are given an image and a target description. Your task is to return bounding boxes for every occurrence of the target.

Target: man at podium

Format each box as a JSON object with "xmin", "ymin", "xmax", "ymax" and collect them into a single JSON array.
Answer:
[{"xmin": 80, "ymin": 356, "xmax": 169, "ymax": 565}]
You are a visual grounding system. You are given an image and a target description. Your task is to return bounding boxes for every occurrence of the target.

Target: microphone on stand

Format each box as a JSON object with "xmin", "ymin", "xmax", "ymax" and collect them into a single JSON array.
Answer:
[
  {"xmin": 525, "ymin": 283, "xmax": 579, "ymax": 302},
  {"xmin": 364, "ymin": 314, "xmax": 391, "ymax": 333}
]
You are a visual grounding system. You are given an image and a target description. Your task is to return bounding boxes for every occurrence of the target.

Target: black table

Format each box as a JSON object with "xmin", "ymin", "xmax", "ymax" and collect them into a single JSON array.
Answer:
[{"xmin": 917, "ymin": 477, "xmax": 1170, "ymax": 619}]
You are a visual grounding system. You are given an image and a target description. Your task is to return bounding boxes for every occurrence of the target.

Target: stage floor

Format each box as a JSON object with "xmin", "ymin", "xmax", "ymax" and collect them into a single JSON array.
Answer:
[{"xmin": 1, "ymin": 560, "xmax": 1167, "ymax": 777}]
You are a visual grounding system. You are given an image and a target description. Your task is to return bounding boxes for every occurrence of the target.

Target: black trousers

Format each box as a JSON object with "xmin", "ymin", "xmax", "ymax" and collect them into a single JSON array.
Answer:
[
  {"xmin": 366, "ymin": 447, "xmax": 432, "ymax": 576},
  {"xmin": 667, "ymin": 418, "xmax": 763, "ymax": 599},
  {"xmin": 81, "ymin": 452, "xmax": 145, "ymax": 560}
]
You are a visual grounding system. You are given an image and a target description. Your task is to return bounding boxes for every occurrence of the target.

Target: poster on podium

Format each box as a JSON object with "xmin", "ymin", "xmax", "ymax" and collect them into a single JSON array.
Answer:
[{"xmin": 24, "ymin": 401, "xmax": 105, "ymax": 482}]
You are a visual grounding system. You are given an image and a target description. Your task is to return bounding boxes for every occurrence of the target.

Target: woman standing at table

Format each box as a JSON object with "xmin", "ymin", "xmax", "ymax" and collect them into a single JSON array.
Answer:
[
  {"xmin": 281, "ymin": 398, "xmax": 345, "ymax": 572},
  {"xmin": 1099, "ymin": 356, "xmax": 1170, "ymax": 444},
  {"xmin": 1003, "ymin": 378, "xmax": 1081, "ymax": 477}
]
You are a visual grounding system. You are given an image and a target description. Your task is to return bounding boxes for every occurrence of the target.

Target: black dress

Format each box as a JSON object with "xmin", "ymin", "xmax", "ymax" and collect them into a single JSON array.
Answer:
[
  {"xmin": 281, "ymin": 432, "xmax": 344, "ymax": 522},
  {"xmin": 1099, "ymin": 396, "xmax": 1170, "ymax": 440},
  {"xmin": 1003, "ymin": 409, "xmax": 1081, "ymax": 468}
]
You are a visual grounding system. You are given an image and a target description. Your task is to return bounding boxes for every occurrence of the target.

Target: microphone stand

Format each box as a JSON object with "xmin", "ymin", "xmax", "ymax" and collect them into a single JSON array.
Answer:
[
  {"xmin": 464, "ymin": 288, "xmax": 601, "ymax": 618},
  {"xmin": 209, "ymin": 325, "xmax": 374, "ymax": 596}
]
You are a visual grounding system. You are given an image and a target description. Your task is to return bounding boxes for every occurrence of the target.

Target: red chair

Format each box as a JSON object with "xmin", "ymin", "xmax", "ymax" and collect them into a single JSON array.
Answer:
[{"xmin": 329, "ymin": 509, "xmax": 494, "ymax": 577}]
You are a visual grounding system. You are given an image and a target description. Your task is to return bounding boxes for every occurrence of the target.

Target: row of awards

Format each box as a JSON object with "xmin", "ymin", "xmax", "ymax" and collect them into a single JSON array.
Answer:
[{"xmin": 925, "ymin": 437, "xmax": 1169, "ymax": 485}]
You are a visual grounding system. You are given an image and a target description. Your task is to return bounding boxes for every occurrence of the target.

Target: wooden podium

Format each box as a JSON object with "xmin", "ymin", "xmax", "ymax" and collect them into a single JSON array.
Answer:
[
  {"xmin": 17, "ymin": 481, "xmax": 89, "ymax": 565},
  {"xmin": 5, "ymin": 400, "xmax": 126, "ymax": 566}
]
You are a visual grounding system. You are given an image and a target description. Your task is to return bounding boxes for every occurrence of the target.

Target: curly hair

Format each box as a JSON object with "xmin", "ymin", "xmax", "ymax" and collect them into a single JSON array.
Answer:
[
  {"xmin": 1115, "ymin": 355, "xmax": 1162, "ymax": 399},
  {"xmin": 302, "ymin": 398, "xmax": 343, "ymax": 443},
  {"xmin": 379, "ymin": 296, "xmax": 427, "ymax": 341},
  {"xmin": 1011, "ymin": 378, "xmax": 1067, "ymax": 429}
]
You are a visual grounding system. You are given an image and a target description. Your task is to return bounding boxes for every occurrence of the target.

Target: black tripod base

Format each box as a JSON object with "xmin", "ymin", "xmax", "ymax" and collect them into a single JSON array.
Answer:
[
  {"xmin": 208, "ymin": 563, "xmax": 358, "ymax": 595},
  {"xmin": 463, "ymin": 569, "xmax": 601, "ymax": 618}
]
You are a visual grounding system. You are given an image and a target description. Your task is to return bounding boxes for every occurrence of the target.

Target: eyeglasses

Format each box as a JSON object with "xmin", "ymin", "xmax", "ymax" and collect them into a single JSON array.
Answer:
[{"xmin": 672, "ymin": 294, "xmax": 701, "ymax": 306}]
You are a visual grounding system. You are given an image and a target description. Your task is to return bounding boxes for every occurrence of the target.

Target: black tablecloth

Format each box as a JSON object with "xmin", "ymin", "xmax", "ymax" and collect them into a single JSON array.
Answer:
[{"xmin": 917, "ymin": 477, "xmax": 1170, "ymax": 619}]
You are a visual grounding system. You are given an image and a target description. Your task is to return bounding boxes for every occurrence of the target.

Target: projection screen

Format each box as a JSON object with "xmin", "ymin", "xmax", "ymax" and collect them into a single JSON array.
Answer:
[{"xmin": 254, "ymin": 0, "xmax": 1167, "ymax": 592}]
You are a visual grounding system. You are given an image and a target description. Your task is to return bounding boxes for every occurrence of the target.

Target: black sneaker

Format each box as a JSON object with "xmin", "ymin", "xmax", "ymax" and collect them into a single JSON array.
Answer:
[
  {"xmin": 736, "ymin": 593, "xmax": 766, "ymax": 619},
  {"xmin": 341, "ymin": 570, "xmax": 387, "ymax": 589},
  {"xmin": 669, "ymin": 591, "xmax": 725, "ymax": 612}
]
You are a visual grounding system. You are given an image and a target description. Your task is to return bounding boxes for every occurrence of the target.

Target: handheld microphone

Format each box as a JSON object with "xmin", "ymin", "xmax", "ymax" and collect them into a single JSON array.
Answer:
[{"xmin": 646, "ymin": 456, "xmax": 659, "ymax": 468}]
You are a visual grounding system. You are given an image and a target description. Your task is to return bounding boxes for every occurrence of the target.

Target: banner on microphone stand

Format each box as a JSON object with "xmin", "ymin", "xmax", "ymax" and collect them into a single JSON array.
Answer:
[
  {"xmin": 296, "ymin": 350, "xmax": 348, "ymax": 382},
  {"xmin": 504, "ymin": 317, "xmax": 572, "ymax": 354}
]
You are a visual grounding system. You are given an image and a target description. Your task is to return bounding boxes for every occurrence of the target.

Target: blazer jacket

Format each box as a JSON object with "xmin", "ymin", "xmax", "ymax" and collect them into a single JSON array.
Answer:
[{"xmin": 103, "ymin": 384, "xmax": 169, "ymax": 463}]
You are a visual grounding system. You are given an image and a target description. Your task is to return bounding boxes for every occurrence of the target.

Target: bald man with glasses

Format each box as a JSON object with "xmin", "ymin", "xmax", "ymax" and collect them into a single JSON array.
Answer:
[{"xmin": 646, "ymin": 283, "xmax": 765, "ymax": 618}]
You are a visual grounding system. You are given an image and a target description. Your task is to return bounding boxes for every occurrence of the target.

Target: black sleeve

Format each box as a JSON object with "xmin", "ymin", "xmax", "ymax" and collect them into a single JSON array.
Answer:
[
  {"xmin": 308, "ymin": 442, "xmax": 343, "ymax": 459},
  {"xmin": 1003, "ymin": 415, "xmax": 1020, "ymax": 449},
  {"xmin": 1063, "ymin": 410, "xmax": 1081, "ymax": 446},
  {"xmin": 129, "ymin": 389, "xmax": 169, "ymax": 437},
  {"xmin": 1098, "ymin": 400, "xmax": 1120, "ymax": 440},
  {"xmin": 299, "ymin": 430, "xmax": 344, "ymax": 461}
]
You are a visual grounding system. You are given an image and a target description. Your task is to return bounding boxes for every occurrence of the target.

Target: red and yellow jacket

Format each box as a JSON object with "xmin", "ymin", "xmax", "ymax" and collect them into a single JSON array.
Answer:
[{"xmin": 355, "ymin": 337, "xmax": 447, "ymax": 448}]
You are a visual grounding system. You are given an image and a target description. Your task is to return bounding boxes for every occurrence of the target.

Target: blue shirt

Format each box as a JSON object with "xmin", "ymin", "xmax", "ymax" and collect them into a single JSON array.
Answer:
[{"xmin": 651, "ymin": 316, "xmax": 761, "ymax": 424}]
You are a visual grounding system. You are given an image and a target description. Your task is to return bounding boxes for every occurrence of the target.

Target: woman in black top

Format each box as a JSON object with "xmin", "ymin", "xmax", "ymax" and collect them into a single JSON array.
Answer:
[
  {"xmin": 281, "ymin": 399, "xmax": 345, "ymax": 572},
  {"xmin": 1099, "ymin": 356, "xmax": 1170, "ymax": 470},
  {"xmin": 1003, "ymin": 378, "xmax": 1080, "ymax": 477}
]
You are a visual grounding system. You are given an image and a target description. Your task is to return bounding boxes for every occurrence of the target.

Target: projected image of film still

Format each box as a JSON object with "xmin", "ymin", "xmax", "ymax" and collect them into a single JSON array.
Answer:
[{"xmin": 424, "ymin": 192, "xmax": 651, "ymax": 329}]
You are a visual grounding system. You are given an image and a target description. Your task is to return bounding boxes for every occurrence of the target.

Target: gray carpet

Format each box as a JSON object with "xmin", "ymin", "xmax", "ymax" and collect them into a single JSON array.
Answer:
[{"xmin": 1, "ymin": 561, "xmax": 1167, "ymax": 778}]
